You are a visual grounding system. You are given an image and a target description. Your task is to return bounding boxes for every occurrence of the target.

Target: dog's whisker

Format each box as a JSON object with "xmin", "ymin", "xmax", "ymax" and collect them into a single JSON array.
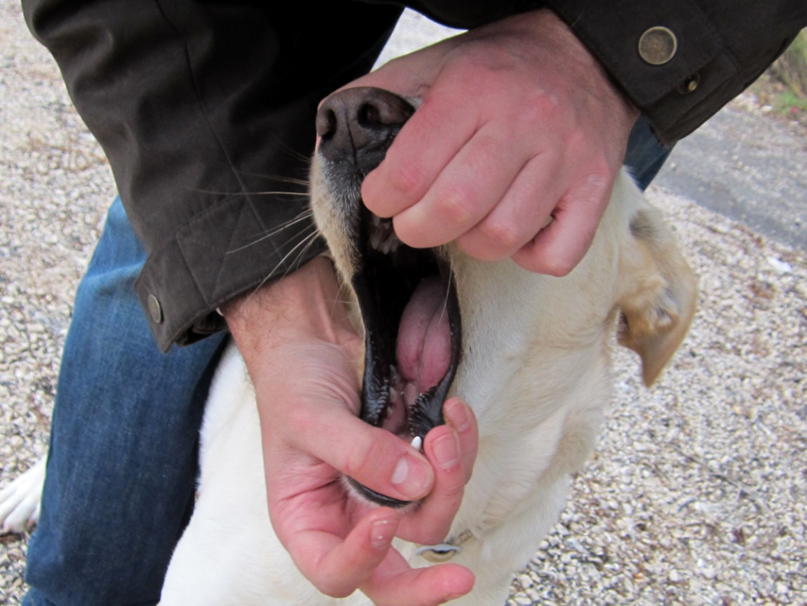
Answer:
[
  {"xmin": 244, "ymin": 191, "xmax": 309, "ymax": 197},
  {"xmin": 188, "ymin": 191, "xmax": 307, "ymax": 199},
  {"xmin": 226, "ymin": 210, "xmax": 314, "ymax": 255},
  {"xmin": 264, "ymin": 132, "xmax": 314, "ymax": 165},
  {"xmin": 181, "ymin": 184, "xmax": 310, "ymax": 198},
  {"xmin": 438, "ymin": 264, "xmax": 454, "ymax": 326},
  {"xmin": 292, "ymin": 227, "xmax": 324, "ymax": 271},
  {"xmin": 329, "ymin": 291, "xmax": 351, "ymax": 319},
  {"xmin": 231, "ymin": 173, "xmax": 311, "ymax": 187},
  {"xmin": 247, "ymin": 227, "xmax": 321, "ymax": 298}
]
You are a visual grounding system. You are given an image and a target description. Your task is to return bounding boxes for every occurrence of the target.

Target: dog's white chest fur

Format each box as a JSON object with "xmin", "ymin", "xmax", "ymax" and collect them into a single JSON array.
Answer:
[{"xmin": 156, "ymin": 170, "xmax": 696, "ymax": 605}]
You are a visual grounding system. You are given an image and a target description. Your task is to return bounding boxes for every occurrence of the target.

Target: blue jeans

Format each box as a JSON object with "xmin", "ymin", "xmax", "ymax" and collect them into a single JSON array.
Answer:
[
  {"xmin": 23, "ymin": 118, "xmax": 670, "ymax": 606},
  {"xmin": 24, "ymin": 198, "xmax": 226, "ymax": 606},
  {"xmin": 624, "ymin": 116, "xmax": 673, "ymax": 190}
]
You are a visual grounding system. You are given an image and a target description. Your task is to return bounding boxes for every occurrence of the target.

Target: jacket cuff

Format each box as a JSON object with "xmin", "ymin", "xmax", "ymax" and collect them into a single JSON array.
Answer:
[
  {"xmin": 543, "ymin": 0, "xmax": 743, "ymax": 143},
  {"xmin": 135, "ymin": 195, "xmax": 327, "ymax": 351}
]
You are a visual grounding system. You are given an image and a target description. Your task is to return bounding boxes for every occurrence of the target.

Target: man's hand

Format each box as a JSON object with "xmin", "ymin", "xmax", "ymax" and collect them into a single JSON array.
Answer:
[
  {"xmin": 344, "ymin": 9, "xmax": 639, "ymax": 276},
  {"xmin": 224, "ymin": 257, "xmax": 477, "ymax": 605}
]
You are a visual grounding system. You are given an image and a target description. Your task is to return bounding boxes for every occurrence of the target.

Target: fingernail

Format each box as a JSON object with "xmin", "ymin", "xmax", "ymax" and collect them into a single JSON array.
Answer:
[
  {"xmin": 445, "ymin": 399, "xmax": 471, "ymax": 432},
  {"xmin": 432, "ymin": 432, "xmax": 460, "ymax": 470},
  {"xmin": 391, "ymin": 456, "xmax": 409, "ymax": 485},
  {"xmin": 390, "ymin": 454, "xmax": 431, "ymax": 499},
  {"xmin": 370, "ymin": 518, "xmax": 396, "ymax": 551}
]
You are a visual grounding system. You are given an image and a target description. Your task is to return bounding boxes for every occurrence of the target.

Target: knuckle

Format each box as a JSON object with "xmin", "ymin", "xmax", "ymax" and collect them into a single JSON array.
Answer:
[
  {"xmin": 437, "ymin": 470, "xmax": 467, "ymax": 500},
  {"xmin": 385, "ymin": 155, "xmax": 427, "ymax": 201},
  {"xmin": 436, "ymin": 189, "xmax": 476, "ymax": 228},
  {"xmin": 579, "ymin": 147, "xmax": 614, "ymax": 180},
  {"xmin": 410, "ymin": 510, "xmax": 454, "ymax": 546},
  {"xmin": 479, "ymin": 218, "xmax": 522, "ymax": 252},
  {"xmin": 341, "ymin": 441, "xmax": 372, "ymax": 481},
  {"xmin": 341, "ymin": 433, "xmax": 388, "ymax": 484},
  {"xmin": 313, "ymin": 575, "xmax": 353, "ymax": 600},
  {"xmin": 456, "ymin": 233, "xmax": 505, "ymax": 263},
  {"xmin": 564, "ymin": 126, "xmax": 588, "ymax": 151},
  {"xmin": 540, "ymin": 254, "xmax": 576, "ymax": 277},
  {"xmin": 450, "ymin": 53, "xmax": 492, "ymax": 84},
  {"xmin": 522, "ymin": 92, "xmax": 561, "ymax": 125},
  {"xmin": 319, "ymin": 580, "xmax": 355, "ymax": 599}
]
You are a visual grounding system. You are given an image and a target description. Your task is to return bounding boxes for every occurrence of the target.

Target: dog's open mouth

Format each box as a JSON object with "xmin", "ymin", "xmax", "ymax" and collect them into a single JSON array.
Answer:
[
  {"xmin": 349, "ymin": 205, "xmax": 462, "ymax": 507},
  {"xmin": 353, "ymin": 206, "xmax": 460, "ymax": 440},
  {"xmin": 355, "ymin": 206, "xmax": 462, "ymax": 436},
  {"xmin": 315, "ymin": 88, "xmax": 462, "ymax": 507},
  {"xmin": 317, "ymin": 88, "xmax": 461, "ymax": 507}
]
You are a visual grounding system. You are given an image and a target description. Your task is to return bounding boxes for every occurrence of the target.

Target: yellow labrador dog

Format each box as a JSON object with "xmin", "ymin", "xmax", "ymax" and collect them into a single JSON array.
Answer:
[{"xmin": 1, "ymin": 87, "xmax": 696, "ymax": 606}]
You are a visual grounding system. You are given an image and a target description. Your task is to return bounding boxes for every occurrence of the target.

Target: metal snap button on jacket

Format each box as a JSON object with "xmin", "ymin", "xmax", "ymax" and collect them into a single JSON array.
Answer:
[
  {"xmin": 679, "ymin": 73, "xmax": 701, "ymax": 94},
  {"xmin": 638, "ymin": 26, "xmax": 678, "ymax": 66},
  {"xmin": 148, "ymin": 294, "xmax": 163, "ymax": 324}
]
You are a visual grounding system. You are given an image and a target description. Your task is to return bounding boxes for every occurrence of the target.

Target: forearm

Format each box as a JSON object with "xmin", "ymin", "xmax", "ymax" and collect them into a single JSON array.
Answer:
[{"xmin": 223, "ymin": 256, "xmax": 358, "ymax": 360}]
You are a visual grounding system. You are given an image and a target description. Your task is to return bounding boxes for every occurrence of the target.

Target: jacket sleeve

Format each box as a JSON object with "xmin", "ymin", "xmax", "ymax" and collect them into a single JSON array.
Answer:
[
  {"xmin": 22, "ymin": 0, "xmax": 402, "ymax": 351},
  {"xmin": 369, "ymin": 0, "xmax": 807, "ymax": 141},
  {"xmin": 541, "ymin": 0, "xmax": 807, "ymax": 143}
]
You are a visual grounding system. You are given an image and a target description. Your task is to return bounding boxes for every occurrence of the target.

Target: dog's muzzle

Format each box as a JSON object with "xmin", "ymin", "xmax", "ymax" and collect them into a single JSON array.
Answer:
[{"xmin": 316, "ymin": 88, "xmax": 462, "ymax": 508}]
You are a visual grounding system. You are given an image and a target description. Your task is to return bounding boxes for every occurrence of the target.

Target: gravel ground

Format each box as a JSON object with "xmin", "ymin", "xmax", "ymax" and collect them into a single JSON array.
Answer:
[{"xmin": 1, "ymin": 4, "xmax": 805, "ymax": 605}]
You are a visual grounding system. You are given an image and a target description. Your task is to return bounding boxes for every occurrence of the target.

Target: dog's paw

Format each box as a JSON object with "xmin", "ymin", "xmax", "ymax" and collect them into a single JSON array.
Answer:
[{"xmin": 0, "ymin": 457, "xmax": 46, "ymax": 534}]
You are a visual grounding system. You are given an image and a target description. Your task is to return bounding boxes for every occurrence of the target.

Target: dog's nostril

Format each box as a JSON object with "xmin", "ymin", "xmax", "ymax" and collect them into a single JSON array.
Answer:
[
  {"xmin": 357, "ymin": 102, "xmax": 381, "ymax": 129},
  {"xmin": 315, "ymin": 107, "xmax": 338, "ymax": 141},
  {"xmin": 316, "ymin": 87, "xmax": 414, "ymax": 162}
]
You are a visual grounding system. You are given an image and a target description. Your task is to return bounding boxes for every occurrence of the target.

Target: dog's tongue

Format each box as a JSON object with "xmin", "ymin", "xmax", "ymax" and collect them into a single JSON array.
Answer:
[{"xmin": 396, "ymin": 276, "xmax": 452, "ymax": 393}]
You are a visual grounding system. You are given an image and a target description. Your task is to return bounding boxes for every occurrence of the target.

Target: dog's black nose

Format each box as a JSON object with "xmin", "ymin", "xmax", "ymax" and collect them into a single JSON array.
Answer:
[{"xmin": 316, "ymin": 87, "xmax": 414, "ymax": 171}]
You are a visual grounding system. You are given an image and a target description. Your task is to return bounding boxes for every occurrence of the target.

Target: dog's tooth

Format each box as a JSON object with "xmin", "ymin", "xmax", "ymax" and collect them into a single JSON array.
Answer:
[
  {"xmin": 370, "ymin": 220, "xmax": 396, "ymax": 253},
  {"xmin": 389, "ymin": 386, "xmax": 398, "ymax": 402},
  {"xmin": 410, "ymin": 436, "xmax": 423, "ymax": 451},
  {"xmin": 404, "ymin": 382, "xmax": 418, "ymax": 407},
  {"xmin": 370, "ymin": 228, "xmax": 382, "ymax": 251},
  {"xmin": 375, "ymin": 233, "xmax": 399, "ymax": 255}
]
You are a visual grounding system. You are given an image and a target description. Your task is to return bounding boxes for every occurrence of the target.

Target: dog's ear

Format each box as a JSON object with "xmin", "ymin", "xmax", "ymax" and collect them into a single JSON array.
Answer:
[{"xmin": 616, "ymin": 205, "xmax": 697, "ymax": 386}]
